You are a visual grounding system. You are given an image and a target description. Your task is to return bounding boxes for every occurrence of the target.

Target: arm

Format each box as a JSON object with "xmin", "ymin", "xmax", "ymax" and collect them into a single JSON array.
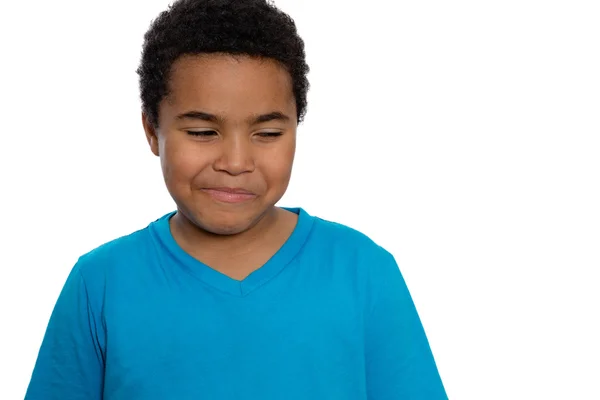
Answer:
[
  {"xmin": 365, "ymin": 252, "xmax": 447, "ymax": 399},
  {"xmin": 25, "ymin": 263, "xmax": 105, "ymax": 400}
]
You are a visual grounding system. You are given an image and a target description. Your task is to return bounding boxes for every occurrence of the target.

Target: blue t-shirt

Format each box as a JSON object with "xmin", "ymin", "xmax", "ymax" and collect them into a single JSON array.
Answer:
[{"xmin": 26, "ymin": 208, "xmax": 447, "ymax": 399}]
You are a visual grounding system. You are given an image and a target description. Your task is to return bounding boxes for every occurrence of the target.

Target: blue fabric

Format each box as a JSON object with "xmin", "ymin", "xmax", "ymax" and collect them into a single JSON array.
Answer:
[{"xmin": 26, "ymin": 208, "xmax": 447, "ymax": 399}]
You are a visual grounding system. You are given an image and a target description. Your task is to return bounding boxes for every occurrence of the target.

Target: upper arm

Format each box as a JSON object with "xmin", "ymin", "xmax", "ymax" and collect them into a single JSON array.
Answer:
[
  {"xmin": 365, "ymin": 252, "xmax": 447, "ymax": 400},
  {"xmin": 25, "ymin": 263, "xmax": 105, "ymax": 400}
]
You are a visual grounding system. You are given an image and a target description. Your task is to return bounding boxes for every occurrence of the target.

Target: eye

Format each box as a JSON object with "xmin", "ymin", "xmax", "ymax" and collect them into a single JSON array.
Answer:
[
  {"xmin": 256, "ymin": 131, "xmax": 283, "ymax": 139},
  {"xmin": 186, "ymin": 130, "xmax": 218, "ymax": 137}
]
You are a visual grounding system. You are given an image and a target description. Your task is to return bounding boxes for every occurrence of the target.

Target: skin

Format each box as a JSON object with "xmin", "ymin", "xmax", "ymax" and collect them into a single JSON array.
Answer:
[{"xmin": 142, "ymin": 53, "xmax": 299, "ymax": 280}]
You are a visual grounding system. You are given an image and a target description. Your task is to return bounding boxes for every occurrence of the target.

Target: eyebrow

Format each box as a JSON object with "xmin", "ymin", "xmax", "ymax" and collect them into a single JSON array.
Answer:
[
  {"xmin": 176, "ymin": 111, "xmax": 222, "ymax": 123},
  {"xmin": 175, "ymin": 110, "xmax": 291, "ymax": 125},
  {"xmin": 251, "ymin": 111, "xmax": 290, "ymax": 124}
]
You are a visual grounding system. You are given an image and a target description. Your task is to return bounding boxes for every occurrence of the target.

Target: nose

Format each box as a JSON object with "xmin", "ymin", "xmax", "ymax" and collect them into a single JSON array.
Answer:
[{"xmin": 213, "ymin": 134, "xmax": 255, "ymax": 176}]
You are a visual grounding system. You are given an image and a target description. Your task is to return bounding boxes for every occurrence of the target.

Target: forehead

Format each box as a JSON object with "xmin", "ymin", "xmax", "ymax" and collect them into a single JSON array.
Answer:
[{"xmin": 163, "ymin": 54, "xmax": 296, "ymax": 120}]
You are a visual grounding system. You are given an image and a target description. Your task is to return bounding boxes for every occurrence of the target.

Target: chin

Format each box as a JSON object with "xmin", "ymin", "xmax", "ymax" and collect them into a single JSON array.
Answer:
[
  {"xmin": 202, "ymin": 220, "xmax": 251, "ymax": 236},
  {"xmin": 187, "ymin": 205, "xmax": 268, "ymax": 236}
]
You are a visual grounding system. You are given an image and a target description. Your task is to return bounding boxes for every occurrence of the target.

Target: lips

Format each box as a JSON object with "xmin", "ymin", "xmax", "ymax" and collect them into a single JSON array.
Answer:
[
  {"xmin": 201, "ymin": 187, "xmax": 257, "ymax": 204},
  {"xmin": 207, "ymin": 187, "xmax": 255, "ymax": 194}
]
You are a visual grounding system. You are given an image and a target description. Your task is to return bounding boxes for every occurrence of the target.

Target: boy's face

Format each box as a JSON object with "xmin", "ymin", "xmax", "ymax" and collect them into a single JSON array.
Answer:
[{"xmin": 143, "ymin": 54, "xmax": 298, "ymax": 235}]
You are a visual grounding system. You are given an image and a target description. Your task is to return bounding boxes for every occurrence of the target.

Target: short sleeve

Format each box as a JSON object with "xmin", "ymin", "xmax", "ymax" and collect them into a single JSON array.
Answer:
[
  {"xmin": 25, "ymin": 262, "xmax": 105, "ymax": 400},
  {"xmin": 365, "ymin": 252, "xmax": 448, "ymax": 399}
]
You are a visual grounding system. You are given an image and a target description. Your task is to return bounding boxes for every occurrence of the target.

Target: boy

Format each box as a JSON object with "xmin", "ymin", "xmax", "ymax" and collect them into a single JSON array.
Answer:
[{"xmin": 25, "ymin": 0, "xmax": 447, "ymax": 398}]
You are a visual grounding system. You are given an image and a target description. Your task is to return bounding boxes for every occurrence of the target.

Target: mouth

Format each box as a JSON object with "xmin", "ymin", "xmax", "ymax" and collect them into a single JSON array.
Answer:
[{"xmin": 200, "ymin": 187, "xmax": 257, "ymax": 204}]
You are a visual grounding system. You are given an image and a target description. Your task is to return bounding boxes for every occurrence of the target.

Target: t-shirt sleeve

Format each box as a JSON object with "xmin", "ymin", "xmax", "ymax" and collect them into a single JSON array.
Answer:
[
  {"xmin": 365, "ymin": 252, "xmax": 448, "ymax": 399},
  {"xmin": 25, "ymin": 262, "xmax": 105, "ymax": 400}
]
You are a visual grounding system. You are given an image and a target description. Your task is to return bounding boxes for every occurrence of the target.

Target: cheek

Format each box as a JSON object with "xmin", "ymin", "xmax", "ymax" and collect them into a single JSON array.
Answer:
[
  {"xmin": 160, "ymin": 138, "xmax": 209, "ymax": 184},
  {"xmin": 262, "ymin": 142, "xmax": 296, "ymax": 186}
]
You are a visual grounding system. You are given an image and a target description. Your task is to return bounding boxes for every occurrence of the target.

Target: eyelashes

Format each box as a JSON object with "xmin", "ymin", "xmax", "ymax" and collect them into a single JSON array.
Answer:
[
  {"xmin": 256, "ymin": 132, "xmax": 283, "ymax": 138},
  {"xmin": 186, "ymin": 130, "xmax": 217, "ymax": 137},
  {"xmin": 185, "ymin": 130, "xmax": 283, "ymax": 139}
]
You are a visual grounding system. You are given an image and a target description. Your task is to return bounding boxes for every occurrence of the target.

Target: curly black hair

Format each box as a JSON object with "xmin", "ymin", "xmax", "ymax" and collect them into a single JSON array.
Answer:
[{"xmin": 136, "ymin": 0, "xmax": 310, "ymax": 128}]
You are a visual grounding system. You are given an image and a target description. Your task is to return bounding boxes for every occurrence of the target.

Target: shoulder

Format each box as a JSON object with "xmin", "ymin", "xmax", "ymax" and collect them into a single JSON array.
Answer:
[
  {"xmin": 78, "ymin": 229, "xmax": 146, "ymax": 269},
  {"xmin": 304, "ymin": 212, "xmax": 405, "ymax": 314},
  {"xmin": 74, "ymin": 214, "xmax": 168, "ymax": 280},
  {"xmin": 311, "ymin": 215, "xmax": 394, "ymax": 258},
  {"xmin": 306, "ymin": 214, "xmax": 398, "ymax": 276}
]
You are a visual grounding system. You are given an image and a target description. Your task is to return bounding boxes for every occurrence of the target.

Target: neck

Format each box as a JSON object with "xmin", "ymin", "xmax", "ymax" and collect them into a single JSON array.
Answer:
[{"xmin": 171, "ymin": 206, "xmax": 282, "ymax": 259}]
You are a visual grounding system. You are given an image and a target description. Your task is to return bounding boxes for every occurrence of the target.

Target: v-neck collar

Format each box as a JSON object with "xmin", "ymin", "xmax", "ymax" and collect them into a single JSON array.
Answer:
[{"xmin": 150, "ymin": 207, "xmax": 314, "ymax": 297}]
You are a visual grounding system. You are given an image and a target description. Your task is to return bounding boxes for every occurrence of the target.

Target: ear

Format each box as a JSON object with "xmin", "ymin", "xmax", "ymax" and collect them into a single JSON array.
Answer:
[{"xmin": 142, "ymin": 112, "xmax": 160, "ymax": 157}]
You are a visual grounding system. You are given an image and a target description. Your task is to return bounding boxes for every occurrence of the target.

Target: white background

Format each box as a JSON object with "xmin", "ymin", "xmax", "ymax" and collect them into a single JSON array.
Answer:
[{"xmin": 1, "ymin": 0, "xmax": 599, "ymax": 398}]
